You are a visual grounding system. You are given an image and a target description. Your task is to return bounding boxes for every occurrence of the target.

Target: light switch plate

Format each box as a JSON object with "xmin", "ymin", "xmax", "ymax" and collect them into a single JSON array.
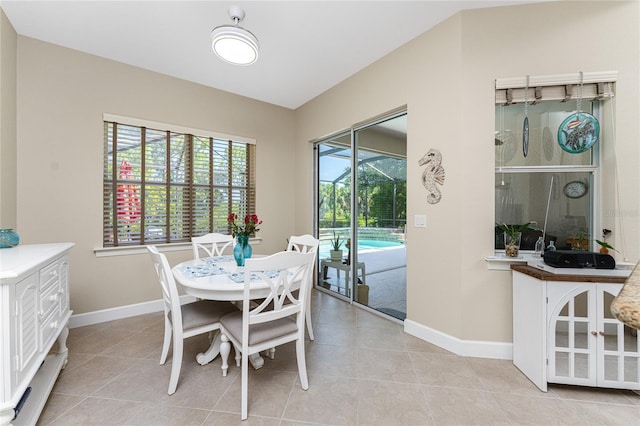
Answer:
[{"xmin": 414, "ymin": 214, "xmax": 427, "ymax": 228}]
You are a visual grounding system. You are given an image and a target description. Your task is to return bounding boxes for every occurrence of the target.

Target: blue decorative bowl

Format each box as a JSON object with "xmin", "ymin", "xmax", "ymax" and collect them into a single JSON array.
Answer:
[{"xmin": 0, "ymin": 228, "xmax": 19, "ymax": 248}]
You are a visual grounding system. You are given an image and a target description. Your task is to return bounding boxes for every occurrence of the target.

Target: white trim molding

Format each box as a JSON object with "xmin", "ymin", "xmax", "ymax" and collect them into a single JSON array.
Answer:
[
  {"xmin": 102, "ymin": 113, "xmax": 256, "ymax": 145},
  {"xmin": 69, "ymin": 295, "xmax": 196, "ymax": 328},
  {"xmin": 94, "ymin": 238, "xmax": 261, "ymax": 257},
  {"xmin": 404, "ymin": 319, "xmax": 513, "ymax": 360}
]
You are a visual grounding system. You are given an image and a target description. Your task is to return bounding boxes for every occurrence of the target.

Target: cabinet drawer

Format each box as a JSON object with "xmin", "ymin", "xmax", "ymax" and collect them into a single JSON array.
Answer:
[
  {"xmin": 40, "ymin": 282, "xmax": 61, "ymax": 320},
  {"xmin": 40, "ymin": 309, "xmax": 62, "ymax": 350},
  {"xmin": 40, "ymin": 261, "xmax": 60, "ymax": 293}
]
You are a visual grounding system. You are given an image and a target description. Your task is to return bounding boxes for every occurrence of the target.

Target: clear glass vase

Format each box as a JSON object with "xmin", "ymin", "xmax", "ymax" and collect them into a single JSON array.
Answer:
[{"xmin": 504, "ymin": 232, "xmax": 522, "ymax": 257}]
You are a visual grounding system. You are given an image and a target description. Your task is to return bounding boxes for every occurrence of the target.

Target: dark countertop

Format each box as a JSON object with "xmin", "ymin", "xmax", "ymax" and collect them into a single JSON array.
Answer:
[{"xmin": 511, "ymin": 264, "xmax": 627, "ymax": 284}]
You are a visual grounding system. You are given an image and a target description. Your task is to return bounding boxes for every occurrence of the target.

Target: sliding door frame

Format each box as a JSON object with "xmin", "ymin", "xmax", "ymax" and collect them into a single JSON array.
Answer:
[{"xmin": 312, "ymin": 107, "xmax": 407, "ymax": 313}]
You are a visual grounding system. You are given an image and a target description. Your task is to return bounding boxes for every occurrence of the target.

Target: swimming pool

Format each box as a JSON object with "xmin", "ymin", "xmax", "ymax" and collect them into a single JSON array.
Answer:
[{"xmin": 318, "ymin": 239, "xmax": 404, "ymax": 258}]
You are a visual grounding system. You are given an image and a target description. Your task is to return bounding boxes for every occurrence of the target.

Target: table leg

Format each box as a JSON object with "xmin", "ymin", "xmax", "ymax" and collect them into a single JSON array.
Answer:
[
  {"xmin": 196, "ymin": 330, "xmax": 221, "ymax": 365},
  {"xmin": 197, "ymin": 330, "xmax": 264, "ymax": 369}
]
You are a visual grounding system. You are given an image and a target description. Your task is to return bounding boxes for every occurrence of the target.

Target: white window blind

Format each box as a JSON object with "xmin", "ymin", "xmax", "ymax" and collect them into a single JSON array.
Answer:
[{"xmin": 495, "ymin": 71, "xmax": 617, "ymax": 104}]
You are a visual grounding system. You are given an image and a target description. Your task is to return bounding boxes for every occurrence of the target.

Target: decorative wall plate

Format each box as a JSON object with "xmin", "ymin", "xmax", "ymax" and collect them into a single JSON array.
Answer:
[{"xmin": 557, "ymin": 112, "xmax": 599, "ymax": 154}]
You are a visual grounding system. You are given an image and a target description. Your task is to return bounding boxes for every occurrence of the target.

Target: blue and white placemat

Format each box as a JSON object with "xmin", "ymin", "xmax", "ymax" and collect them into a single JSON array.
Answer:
[
  {"xmin": 178, "ymin": 264, "xmax": 227, "ymax": 278},
  {"xmin": 202, "ymin": 255, "xmax": 234, "ymax": 265},
  {"xmin": 227, "ymin": 270, "xmax": 283, "ymax": 283}
]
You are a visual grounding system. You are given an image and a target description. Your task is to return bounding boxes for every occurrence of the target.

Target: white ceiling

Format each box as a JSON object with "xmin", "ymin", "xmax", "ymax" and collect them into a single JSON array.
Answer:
[{"xmin": 2, "ymin": 1, "xmax": 543, "ymax": 109}]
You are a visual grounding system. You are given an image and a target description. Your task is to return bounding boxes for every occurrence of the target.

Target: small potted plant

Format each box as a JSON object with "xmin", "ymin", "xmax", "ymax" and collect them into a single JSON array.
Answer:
[
  {"xmin": 329, "ymin": 232, "xmax": 344, "ymax": 261},
  {"xmin": 568, "ymin": 231, "xmax": 590, "ymax": 251},
  {"xmin": 596, "ymin": 228, "xmax": 619, "ymax": 254},
  {"xmin": 497, "ymin": 222, "xmax": 532, "ymax": 257}
]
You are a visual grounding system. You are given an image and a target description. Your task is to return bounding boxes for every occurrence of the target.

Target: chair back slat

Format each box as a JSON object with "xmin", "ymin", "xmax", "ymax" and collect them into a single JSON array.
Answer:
[
  {"xmin": 287, "ymin": 234, "xmax": 319, "ymax": 255},
  {"xmin": 147, "ymin": 245, "xmax": 183, "ymax": 326},
  {"xmin": 243, "ymin": 251, "xmax": 314, "ymax": 329},
  {"xmin": 192, "ymin": 233, "xmax": 234, "ymax": 259},
  {"xmin": 286, "ymin": 235, "xmax": 319, "ymax": 343}
]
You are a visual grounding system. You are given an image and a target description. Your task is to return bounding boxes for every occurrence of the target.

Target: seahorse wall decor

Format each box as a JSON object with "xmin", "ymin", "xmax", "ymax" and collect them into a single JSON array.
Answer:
[{"xmin": 418, "ymin": 148, "xmax": 445, "ymax": 204}]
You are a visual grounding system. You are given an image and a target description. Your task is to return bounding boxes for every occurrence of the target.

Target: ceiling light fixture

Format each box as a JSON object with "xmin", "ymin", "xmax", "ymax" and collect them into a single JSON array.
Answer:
[{"xmin": 210, "ymin": 6, "xmax": 259, "ymax": 66}]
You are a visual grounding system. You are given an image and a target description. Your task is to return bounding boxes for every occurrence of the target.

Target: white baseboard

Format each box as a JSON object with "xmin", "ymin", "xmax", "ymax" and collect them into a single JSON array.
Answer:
[
  {"xmin": 404, "ymin": 319, "xmax": 513, "ymax": 360},
  {"xmin": 68, "ymin": 295, "xmax": 196, "ymax": 328},
  {"xmin": 70, "ymin": 299, "xmax": 512, "ymax": 361}
]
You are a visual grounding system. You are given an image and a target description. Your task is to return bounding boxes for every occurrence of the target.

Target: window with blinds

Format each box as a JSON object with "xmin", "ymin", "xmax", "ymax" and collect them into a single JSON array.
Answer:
[{"xmin": 103, "ymin": 120, "xmax": 256, "ymax": 247}]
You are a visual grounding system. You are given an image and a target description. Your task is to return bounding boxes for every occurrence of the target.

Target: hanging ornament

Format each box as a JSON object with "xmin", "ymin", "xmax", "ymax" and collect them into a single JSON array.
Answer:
[
  {"xmin": 496, "ymin": 103, "xmax": 506, "ymax": 186},
  {"xmin": 522, "ymin": 75, "xmax": 529, "ymax": 158},
  {"xmin": 557, "ymin": 71, "xmax": 600, "ymax": 154}
]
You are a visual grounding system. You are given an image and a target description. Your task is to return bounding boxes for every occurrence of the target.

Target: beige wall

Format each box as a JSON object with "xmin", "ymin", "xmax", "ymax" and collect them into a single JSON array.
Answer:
[
  {"xmin": 295, "ymin": 1, "xmax": 640, "ymax": 343},
  {"xmin": 15, "ymin": 38, "xmax": 296, "ymax": 313},
  {"xmin": 0, "ymin": 9, "xmax": 17, "ymax": 228}
]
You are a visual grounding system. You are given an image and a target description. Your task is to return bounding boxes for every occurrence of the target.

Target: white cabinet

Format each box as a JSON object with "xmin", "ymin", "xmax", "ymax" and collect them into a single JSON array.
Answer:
[
  {"xmin": 512, "ymin": 266, "xmax": 639, "ymax": 392},
  {"xmin": 0, "ymin": 243, "xmax": 74, "ymax": 426}
]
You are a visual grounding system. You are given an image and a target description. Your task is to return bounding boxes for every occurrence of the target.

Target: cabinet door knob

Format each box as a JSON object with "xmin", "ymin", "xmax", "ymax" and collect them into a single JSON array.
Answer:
[
  {"xmin": 591, "ymin": 331, "xmax": 598, "ymax": 336},
  {"xmin": 599, "ymin": 331, "xmax": 605, "ymax": 336}
]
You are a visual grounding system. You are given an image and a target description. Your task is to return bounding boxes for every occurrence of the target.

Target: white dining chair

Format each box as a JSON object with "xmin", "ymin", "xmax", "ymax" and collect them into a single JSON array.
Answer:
[
  {"xmin": 287, "ymin": 234, "xmax": 319, "ymax": 341},
  {"xmin": 218, "ymin": 250, "xmax": 315, "ymax": 420},
  {"xmin": 253, "ymin": 234, "xmax": 319, "ymax": 361},
  {"xmin": 147, "ymin": 245, "xmax": 238, "ymax": 395},
  {"xmin": 191, "ymin": 233, "xmax": 234, "ymax": 259}
]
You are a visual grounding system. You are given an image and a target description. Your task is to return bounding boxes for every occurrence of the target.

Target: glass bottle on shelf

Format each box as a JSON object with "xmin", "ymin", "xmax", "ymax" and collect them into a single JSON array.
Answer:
[
  {"xmin": 534, "ymin": 236, "xmax": 544, "ymax": 256},
  {"xmin": 547, "ymin": 240, "xmax": 556, "ymax": 251}
]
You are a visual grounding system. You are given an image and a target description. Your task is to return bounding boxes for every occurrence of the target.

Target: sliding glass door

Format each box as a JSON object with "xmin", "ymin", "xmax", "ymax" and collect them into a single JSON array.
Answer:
[
  {"xmin": 315, "ymin": 112, "xmax": 407, "ymax": 320},
  {"xmin": 316, "ymin": 132, "xmax": 352, "ymax": 298}
]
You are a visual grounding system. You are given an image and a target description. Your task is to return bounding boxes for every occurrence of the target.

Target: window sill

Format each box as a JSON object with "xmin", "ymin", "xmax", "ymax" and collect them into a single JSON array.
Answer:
[
  {"xmin": 486, "ymin": 253, "xmax": 637, "ymax": 271},
  {"xmin": 94, "ymin": 238, "xmax": 262, "ymax": 258},
  {"xmin": 485, "ymin": 252, "xmax": 541, "ymax": 271}
]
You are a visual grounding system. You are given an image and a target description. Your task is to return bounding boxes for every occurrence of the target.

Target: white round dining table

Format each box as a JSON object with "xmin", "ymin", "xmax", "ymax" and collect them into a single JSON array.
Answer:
[
  {"xmin": 171, "ymin": 255, "xmax": 291, "ymax": 369},
  {"xmin": 172, "ymin": 257, "xmax": 273, "ymax": 301}
]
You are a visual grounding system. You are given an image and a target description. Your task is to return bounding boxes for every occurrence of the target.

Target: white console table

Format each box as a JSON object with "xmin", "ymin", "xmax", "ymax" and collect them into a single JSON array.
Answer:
[{"xmin": 0, "ymin": 243, "xmax": 74, "ymax": 426}]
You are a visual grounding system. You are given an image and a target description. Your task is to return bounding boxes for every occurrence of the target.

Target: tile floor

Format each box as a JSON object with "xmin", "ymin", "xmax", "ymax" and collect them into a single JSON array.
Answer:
[{"xmin": 38, "ymin": 290, "xmax": 639, "ymax": 425}]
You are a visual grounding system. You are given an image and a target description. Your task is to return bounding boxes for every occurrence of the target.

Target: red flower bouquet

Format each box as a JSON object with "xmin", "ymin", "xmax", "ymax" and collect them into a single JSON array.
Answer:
[{"xmin": 227, "ymin": 213, "xmax": 262, "ymax": 237}]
